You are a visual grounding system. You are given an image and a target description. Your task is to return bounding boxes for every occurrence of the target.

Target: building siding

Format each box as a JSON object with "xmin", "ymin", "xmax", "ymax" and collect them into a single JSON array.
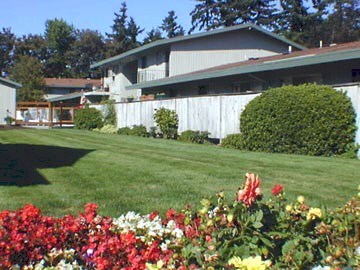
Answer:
[
  {"xmin": 170, "ymin": 30, "xmax": 291, "ymax": 76},
  {"xmin": 0, "ymin": 83, "xmax": 16, "ymax": 125}
]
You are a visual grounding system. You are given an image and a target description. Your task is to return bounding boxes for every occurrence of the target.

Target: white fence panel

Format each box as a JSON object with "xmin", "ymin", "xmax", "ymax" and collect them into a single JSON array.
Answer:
[
  {"xmin": 115, "ymin": 93, "xmax": 260, "ymax": 139},
  {"xmin": 334, "ymin": 84, "xmax": 360, "ymax": 153}
]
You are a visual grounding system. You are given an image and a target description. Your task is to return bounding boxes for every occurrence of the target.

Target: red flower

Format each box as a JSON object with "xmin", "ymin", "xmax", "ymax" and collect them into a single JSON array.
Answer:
[
  {"xmin": 271, "ymin": 184, "xmax": 284, "ymax": 196},
  {"xmin": 237, "ymin": 173, "xmax": 262, "ymax": 207}
]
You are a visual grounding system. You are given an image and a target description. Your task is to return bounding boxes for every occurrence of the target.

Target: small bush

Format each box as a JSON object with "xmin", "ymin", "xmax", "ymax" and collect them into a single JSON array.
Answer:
[
  {"xmin": 153, "ymin": 107, "xmax": 178, "ymax": 139},
  {"xmin": 74, "ymin": 107, "xmax": 103, "ymax": 130},
  {"xmin": 102, "ymin": 99, "xmax": 116, "ymax": 125},
  {"xmin": 118, "ymin": 125, "xmax": 149, "ymax": 137},
  {"xmin": 179, "ymin": 130, "xmax": 211, "ymax": 144},
  {"xmin": 130, "ymin": 125, "xmax": 149, "ymax": 137},
  {"xmin": 240, "ymin": 84, "xmax": 356, "ymax": 156},
  {"xmin": 118, "ymin": 127, "xmax": 131, "ymax": 135},
  {"xmin": 149, "ymin": 126, "xmax": 158, "ymax": 138},
  {"xmin": 93, "ymin": 124, "xmax": 118, "ymax": 134},
  {"xmin": 221, "ymin": 133, "xmax": 245, "ymax": 149}
]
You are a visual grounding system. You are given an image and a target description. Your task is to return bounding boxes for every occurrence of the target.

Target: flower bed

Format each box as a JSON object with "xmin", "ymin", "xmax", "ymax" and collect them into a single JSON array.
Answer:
[{"xmin": 0, "ymin": 173, "xmax": 358, "ymax": 270}]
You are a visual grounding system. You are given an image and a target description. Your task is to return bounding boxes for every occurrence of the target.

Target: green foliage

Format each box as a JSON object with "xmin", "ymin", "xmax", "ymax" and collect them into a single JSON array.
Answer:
[
  {"xmin": 93, "ymin": 124, "xmax": 118, "ymax": 134},
  {"xmin": 240, "ymin": 84, "xmax": 356, "ymax": 156},
  {"xmin": 66, "ymin": 29, "xmax": 105, "ymax": 78},
  {"xmin": 178, "ymin": 130, "xmax": 211, "ymax": 144},
  {"xmin": 106, "ymin": 2, "xmax": 143, "ymax": 56},
  {"xmin": 174, "ymin": 176, "xmax": 360, "ymax": 269},
  {"xmin": 74, "ymin": 107, "xmax": 103, "ymax": 130},
  {"xmin": 4, "ymin": 116, "xmax": 15, "ymax": 125},
  {"xmin": 149, "ymin": 126, "xmax": 158, "ymax": 138},
  {"xmin": 189, "ymin": 0, "xmax": 277, "ymax": 33},
  {"xmin": 0, "ymin": 27, "xmax": 15, "ymax": 75},
  {"xmin": 221, "ymin": 133, "xmax": 245, "ymax": 150},
  {"xmin": 11, "ymin": 55, "xmax": 45, "ymax": 101},
  {"xmin": 153, "ymin": 107, "xmax": 179, "ymax": 139},
  {"xmin": 160, "ymin": 10, "xmax": 185, "ymax": 38},
  {"xmin": 102, "ymin": 99, "xmax": 117, "ymax": 126},
  {"xmin": 44, "ymin": 18, "xmax": 75, "ymax": 77},
  {"xmin": 142, "ymin": 29, "xmax": 163, "ymax": 45},
  {"xmin": 118, "ymin": 125, "xmax": 149, "ymax": 137}
]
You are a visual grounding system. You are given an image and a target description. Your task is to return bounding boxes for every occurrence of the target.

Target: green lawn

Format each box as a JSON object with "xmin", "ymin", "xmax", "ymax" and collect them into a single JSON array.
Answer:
[{"xmin": 0, "ymin": 128, "xmax": 359, "ymax": 217}]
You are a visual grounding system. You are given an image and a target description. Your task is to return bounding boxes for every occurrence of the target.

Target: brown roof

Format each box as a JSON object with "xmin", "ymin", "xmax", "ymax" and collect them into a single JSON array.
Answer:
[
  {"xmin": 44, "ymin": 78, "xmax": 101, "ymax": 88},
  {"xmin": 183, "ymin": 41, "xmax": 360, "ymax": 76}
]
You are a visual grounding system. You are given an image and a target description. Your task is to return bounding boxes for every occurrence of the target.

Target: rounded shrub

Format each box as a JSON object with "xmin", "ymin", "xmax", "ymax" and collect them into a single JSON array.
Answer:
[
  {"xmin": 74, "ymin": 107, "xmax": 103, "ymax": 130},
  {"xmin": 221, "ymin": 133, "xmax": 245, "ymax": 150},
  {"xmin": 240, "ymin": 84, "xmax": 356, "ymax": 156}
]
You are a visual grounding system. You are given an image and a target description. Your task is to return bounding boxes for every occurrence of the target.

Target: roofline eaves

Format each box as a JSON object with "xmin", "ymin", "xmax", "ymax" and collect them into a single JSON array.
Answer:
[
  {"xmin": 126, "ymin": 48, "xmax": 360, "ymax": 90},
  {"xmin": 0, "ymin": 77, "xmax": 22, "ymax": 88},
  {"xmin": 91, "ymin": 23, "xmax": 305, "ymax": 69}
]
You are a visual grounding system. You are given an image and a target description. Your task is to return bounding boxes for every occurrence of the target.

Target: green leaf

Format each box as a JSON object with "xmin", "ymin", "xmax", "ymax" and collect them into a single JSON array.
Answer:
[{"xmin": 253, "ymin": 221, "xmax": 263, "ymax": 229}]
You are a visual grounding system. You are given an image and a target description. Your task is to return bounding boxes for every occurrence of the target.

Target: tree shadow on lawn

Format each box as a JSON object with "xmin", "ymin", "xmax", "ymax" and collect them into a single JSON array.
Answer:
[{"xmin": 0, "ymin": 144, "xmax": 93, "ymax": 186}]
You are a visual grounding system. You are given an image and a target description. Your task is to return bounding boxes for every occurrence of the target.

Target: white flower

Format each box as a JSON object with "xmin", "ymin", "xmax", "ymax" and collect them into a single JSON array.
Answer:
[
  {"xmin": 172, "ymin": 228, "xmax": 184, "ymax": 238},
  {"xmin": 160, "ymin": 242, "xmax": 168, "ymax": 251},
  {"xmin": 312, "ymin": 265, "xmax": 330, "ymax": 270},
  {"xmin": 86, "ymin": 248, "xmax": 94, "ymax": 256},
  {"xmin": 355, "ymin": 246, "xmax": 360, "ymax": 256}
]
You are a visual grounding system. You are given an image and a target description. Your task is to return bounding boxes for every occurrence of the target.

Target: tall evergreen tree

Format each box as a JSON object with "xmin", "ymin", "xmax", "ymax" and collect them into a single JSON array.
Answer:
[
  {"xmin": 106, "ymin": 2, "xmax": 143, "ymax": 56},
  {"xmin": 276, "ymin": 0, "xmax": 311, "ymax": 45},
  {"xmin": 249, "ymin": 0, "xmax": 278, "ymax": 28},
  {"xmin": 190, "ymin": 0, "xmax": 277, "ymax": 32},
  {"xmin": 44, "ymin": 18, "xmax": 76, "ymax": 77},
  {"xmin": 127, "ymin": 17, "xmax": 144, "ymax": 48},
  {"xmin": 0, "ymin": 28, "xmax": 15, "ymax": 76},
  {"xmin": 324, "ymin": 0, "xmax": 360, "ymax": 44},
  {"xmin": 143, "ymin": 28, "xmax": 163, "ymax": 44},
  {"xmin": 190, "ymin": 0, "xmax": 220, "ymax": 32},
  {"xmin": 161, "ymin": 10, "xmax": 185, "ymax": 38}
]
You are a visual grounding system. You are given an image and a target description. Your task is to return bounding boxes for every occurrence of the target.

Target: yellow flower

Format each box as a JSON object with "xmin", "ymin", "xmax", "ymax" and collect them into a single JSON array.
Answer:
[
  {"xmin": 229, "ymin": 255, "xmax": 271, "ymax": 270},
  {"xmin": 297, "ymin": 195, "xmax": 305, "ymax": 204},
  {"xmin": 229, "ymin": 256, "xmax": 243, "ymax": 268},
  {"xmin": 307, "ymin": 208, "xmax": 322, "ymax": 221},
  {"xmin": 145, "ymin": 260, "xmax": 164, "ymax": 270},
  {"xmin": 285, "ymin": 205, "xmax": 293, "ymax": 212}
]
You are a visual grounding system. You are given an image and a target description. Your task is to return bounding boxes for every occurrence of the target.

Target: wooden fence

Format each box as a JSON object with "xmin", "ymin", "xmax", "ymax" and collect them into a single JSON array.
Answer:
[{"xmin": 113, "ymin": 93, "xmax": 261, "ymax": 139}]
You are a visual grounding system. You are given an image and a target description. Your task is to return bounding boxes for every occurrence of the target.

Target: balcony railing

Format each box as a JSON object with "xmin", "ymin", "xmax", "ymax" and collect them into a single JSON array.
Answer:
[{"xmin": 137, "ymin": 69, "xmax": 168, "ymax": 83}]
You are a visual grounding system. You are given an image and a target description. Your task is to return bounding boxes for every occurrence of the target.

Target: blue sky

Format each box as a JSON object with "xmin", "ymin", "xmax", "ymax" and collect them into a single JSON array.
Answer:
[{"xmin": 1, "ymin": 0, "xmax": 195, "ymax": 38}]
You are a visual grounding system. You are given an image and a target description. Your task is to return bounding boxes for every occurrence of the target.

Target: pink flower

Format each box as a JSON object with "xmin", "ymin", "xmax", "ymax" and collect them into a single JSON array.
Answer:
[
  {"xmin": 271, "ymin": 184, "xmax": 284, "ymax": 196},
  {"xmin": 237, "ymin": 173, "xmax": 262, "ymax": 207}
]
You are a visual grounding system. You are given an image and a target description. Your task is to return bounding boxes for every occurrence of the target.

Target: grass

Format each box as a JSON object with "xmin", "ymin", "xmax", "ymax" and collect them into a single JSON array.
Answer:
[{"xmin": 0, "ymin": 128, "xmax": 359, "ymax": 217}]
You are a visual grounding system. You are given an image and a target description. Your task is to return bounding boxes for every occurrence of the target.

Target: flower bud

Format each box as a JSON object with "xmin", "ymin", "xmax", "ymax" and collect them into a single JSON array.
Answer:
[{"xmin": 227, "ymin": 213, "xmax": 234, "ymax": 223}]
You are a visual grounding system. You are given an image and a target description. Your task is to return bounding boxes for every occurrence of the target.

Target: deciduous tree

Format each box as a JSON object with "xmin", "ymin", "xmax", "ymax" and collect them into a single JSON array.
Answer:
[
  {"xmin": 11, "ymin": 55, "xmax": 45, "ymax": 101},
  {"xmin": 67, "ymin": 29, "xmax": 105, "ymax": 78},
  {"xmin": 0, "ymin": 28, "xmax": 15, "ymax": 76}
]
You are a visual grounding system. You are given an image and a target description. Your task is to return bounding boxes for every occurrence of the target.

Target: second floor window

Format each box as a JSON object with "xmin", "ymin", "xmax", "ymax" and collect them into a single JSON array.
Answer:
[{"xmin": 141, "ymin": 56, "xmax": 147, "ymax": 69}]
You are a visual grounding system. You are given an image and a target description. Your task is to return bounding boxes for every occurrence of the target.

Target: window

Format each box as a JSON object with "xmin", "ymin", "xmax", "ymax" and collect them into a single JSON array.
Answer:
[
  {"xmin": 141, "ymin": 56, "xmax": 147, "ymax": 69},
  {"xmin": 352, "ymin": 69, "xmax": 360, "ymax": 82},
  {"xmin": 198, "ymin": 85, "xmax": 208, "ymax": 95}
]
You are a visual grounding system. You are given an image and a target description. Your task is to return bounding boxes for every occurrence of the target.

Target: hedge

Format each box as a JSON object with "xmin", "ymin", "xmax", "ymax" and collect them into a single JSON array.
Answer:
[{"xmin": 239, "ymin": 84, "xmax": 356, "ymax": 156}]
